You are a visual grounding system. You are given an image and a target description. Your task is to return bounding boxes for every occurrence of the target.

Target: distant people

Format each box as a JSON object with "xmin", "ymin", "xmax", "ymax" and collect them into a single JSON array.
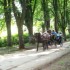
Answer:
[
  {"xmin": 55, "ymin": 32, "xmax": 63, "ymax": 44},
  {"xmin": 59, "ymin": 32, "xmax": 63, "ymax": 37},
  {"xmin": 51, "ymin": 30, "xmax": 57, "ymax": 37},
  {"xmin": 56, "ymin": 32, "xmax": 62, "ymax": 38}
]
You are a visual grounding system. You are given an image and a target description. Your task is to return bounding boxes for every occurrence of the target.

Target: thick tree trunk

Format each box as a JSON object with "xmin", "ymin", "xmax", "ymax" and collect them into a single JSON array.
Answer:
[
  {"xmin": 26, "ymin": 17, "xmax": 33, "ymax": 43},
  {"xmin": 54, "ymin": 16, "xmax": 58, "ymax": 32},
  {"xmin": 42, "ymin": 0, "xmax": 50, "ymax": 31},
  {"xmin": 46, "ymin": 20, "xmax": 50, "ymax": 30},
  {"xmin": 61, "ymin": 0, "xmax": 67, "ymax": 41},
  {"xmin": 62, "ymin": 29, "xmax": 66, "ymax": 41},
  {"xmin": 25, "ymin": 0, "xmax": 37, "ymax": 43},
  {"xmin": 17, "ymin": 22, "xmax": 24, "ymax": 49},
  {"xmin": 25, "ymin": 16, "xmax": 33, "ymax": 36},
  {"xmin": 28, "ymin": 25, "xmax": 33, "ymax": 37},
  {"xmin": 53, "ymin": 0, "xmax": 58, "ymax": 32},
  {"xmin": 42, "ymin": 24, "xmax": 45, "ymax": 33},
  {"xmin": 6, "ymin": 21, "xmax": 12, "ymax": 46},
  {"xmin": 4, "ymin": 0, "xmax": 12, "ymax": 47},
  {"xmin": 28, "ymin": 18, "xmax": 33, "ymax": 37},
  {"xmin": 12, "ymin": 0, "xmax": 25, "ymax": 49}
]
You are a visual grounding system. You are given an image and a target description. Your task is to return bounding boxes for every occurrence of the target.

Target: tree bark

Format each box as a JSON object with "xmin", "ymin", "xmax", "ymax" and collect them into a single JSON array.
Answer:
[
  {"xmin": 42, "ymin": 0, "xmax": 50, "ymax": 30},
  {"xmin": 62, "ymin": 28, "xmax": 66, "ymax": 41},
  {"xmin": 53, "ymin": 0, "xmax": 58, "ymax": 32},
  {"xmin": 12, "ymin": 0, "xmax": 25, "ymax": 49},
  {"xmin": 17, "ymin": 22, "xmax": 24, "ymax": 49},
  {"xmin": 25, "ymin": 0, "xmax": 37, "ymax": 37},
  {"xmin": 54, "ymin": 16, "xmax": 58, "ymax": 32},
  {"xmin": 4, "ymin": 0, "xmax": 12, "ymax": 47}
]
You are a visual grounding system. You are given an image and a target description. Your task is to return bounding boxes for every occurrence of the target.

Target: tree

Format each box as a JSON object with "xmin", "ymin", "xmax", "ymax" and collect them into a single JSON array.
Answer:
[
  {"xmin": 59, "ymin": 0, "xmax": 68, "ymax": 41},
  {"xmin": 62, "ymin": 0, "xmax": 68, "ymax": 41},
  {"xmin": 66, "ymin": 0, "xmax": 70, "ymax": 35},
  {"xmin": 12, "ymin": 0, "xmax": 25, "ymax": 49},
  {"xmin": 25, "ymin": 0, "xmax": 37, "ymax": 39},
  {"xmin": 4, "ymin": 0, "xmax": 12, "ymax": 46},
  {"xmin": 41, "ymin": 0, "xmax": 50, "ymax": 30},
  {"xmin": 52, "ymin": 0, "xmax": 59, "ymax": 32}
]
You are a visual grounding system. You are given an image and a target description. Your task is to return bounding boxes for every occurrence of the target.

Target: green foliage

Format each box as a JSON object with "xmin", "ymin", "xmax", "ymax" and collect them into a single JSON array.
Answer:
[
  {"xmin": 66, "ymin": 34, "xmax": 70, "ymax": 39},
  {"xmin": 12, "ymin": 33, "xmax": 29, "ymax": 45},
  {"xmin": 0, "ymin": 19, "xmax": 6, "ymax": 33},
  {"xmin": 0, "ymin": 37, "xmax": 7, "ymax": 47},
  {"xmin": 12, "ymin": 34, "xmax": 19, "ymax": 45},
  {"xmin": 23, "ymin": 33, "xmax": 29, "ymax": 43},
  {"xmin": 0, "ymin": 33, "xmax": 29, "ymax": 47}
]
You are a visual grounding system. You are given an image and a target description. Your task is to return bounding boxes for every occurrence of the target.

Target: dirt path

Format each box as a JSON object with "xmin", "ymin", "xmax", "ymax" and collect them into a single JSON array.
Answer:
[{"xmin": 41, "ymin": 53, "xmax": 70, "ymax": 70}]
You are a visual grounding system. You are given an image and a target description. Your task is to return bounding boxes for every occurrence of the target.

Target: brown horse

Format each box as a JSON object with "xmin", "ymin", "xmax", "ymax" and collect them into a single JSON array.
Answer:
[{"xmin": 34, "ymin": 32, "xmax": 50, "ymax": 51}]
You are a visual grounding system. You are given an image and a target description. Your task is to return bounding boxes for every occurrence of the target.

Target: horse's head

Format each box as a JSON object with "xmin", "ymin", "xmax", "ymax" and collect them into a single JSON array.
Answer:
[
  {"xmin": 34, "ymin": 33, "xmax": 42, "ymax": 42},
  {"xmin": 47, "ymin": 30, "xmax": 51, "ymax": 34}
]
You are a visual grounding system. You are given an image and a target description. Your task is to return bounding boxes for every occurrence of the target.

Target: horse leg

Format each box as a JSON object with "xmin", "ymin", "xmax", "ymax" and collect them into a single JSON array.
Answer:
[
  {"xmin": 43, "ymin": 41, "xmax": 48, "ymax": 50},
  {"xmin": 42, "ymin": 41, "xmax": 45, "ymax": 51},
  {"xmin": 54, "ymin": 40, "xmax": 57, "ymax": 48},
  {"xmin": 37, "ymin": 42, "xmax": 39, "ymax": 51},
  {"xmin": 59, "ymin": 37, "xmax": 63, "ymax": 47},
  {"xmin": 46, "ymin": 41, "xmax": 48, "ymax": 49}
]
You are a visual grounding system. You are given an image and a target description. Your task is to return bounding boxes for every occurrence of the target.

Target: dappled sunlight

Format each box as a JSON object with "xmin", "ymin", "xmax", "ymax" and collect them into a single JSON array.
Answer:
[
  {"xmin": 26, "ymin": 49, "xmax": 36, "ymax": 52},
  {"xmin": 0, "ymin": 44, "xmax": 69, "ymax": 62},
  {"xmin": 1, "ymin": 31, "xmax": 7, "ymax": 37},
  {"xmin": 11, "ymin": 25, "xmax": 18, "ymax": 35},
  {"xmin": 8, "ymin": 48, "xmax": 60, "ymax": 59},
  {"xmin": 0, "ymin": 55, "xmax": 5, "ymax": 62},
  {"xmin": 0, "ymin": 48, "xmax": 60, "ymax": 61},
  {"xmin": 51, "ymin": 48, "xmax": 60, "ymax": 51}
]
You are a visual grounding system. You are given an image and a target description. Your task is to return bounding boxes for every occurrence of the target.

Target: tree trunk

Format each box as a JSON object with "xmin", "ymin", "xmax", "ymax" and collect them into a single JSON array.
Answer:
[
  {"xmin": 61, "ymin": 0, "xmax": 67, "ymax": 41},
  {"xmin": 12, "ymin": 0, "xmax": 25, "ymax": 49},
  {"xmin": 46, "ymin": 20, "xmax": 50, "ymax": 30},
  {"xmin": 42, "ymin": 0, "xmax": 50, "ymax": 30},
  {"xmin": 17, "ymin": 22, "xmax": 24, "ymax": 49},
  {"xmin": 4, "ymin": 0, "xmax": 12, "ymax": 47},
  {"xmin": 27, "ymin": 17, "xmax": 33, "ymax": 37},
  {"xmin": 54, "ymin": 16, "xmax": 58, "ymax": 32},
  {"xmin": 26, "ymin": 17, "xmax": 33, "ymax": 43},
  {"xmin": 25, "ymin": 0, "xmax": 37, "ymax": 41},
  {"xmin": 28, "ymin": 24, "xmax": 33, "ymax": 37},
  {"xmin": 53, "ymin": 0, "xmax": 58, "ymax": 32},
  {"xmin": 6, "ymin": 21, "xmax": 12, "ymax": 46},
  {"xmin": 42, "ymin": 23, "xmax": 45, "ymax": 33},
  {"xmin": 62, "ymin": 28, "xmax": 66, "ymax": 41}
]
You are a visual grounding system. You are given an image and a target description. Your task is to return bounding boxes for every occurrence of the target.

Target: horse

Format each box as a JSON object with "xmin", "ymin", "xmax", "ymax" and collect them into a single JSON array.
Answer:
[
  {"xmin": 34, "ymin": 32, "xmax": 50, "ymax": 51},
  {"xmin": 34, "ymin": 30, "xmax": 63, "ymax": 51}
]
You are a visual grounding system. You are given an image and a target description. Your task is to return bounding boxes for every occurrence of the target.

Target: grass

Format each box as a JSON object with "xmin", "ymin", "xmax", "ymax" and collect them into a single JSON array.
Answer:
[
  {"xmin": 0, "ymin": 46, "xmax": 19, "ymax": 55},
  {"xmin": 0, "ymin": 43, "xmax": 36, "ymax": 55}
]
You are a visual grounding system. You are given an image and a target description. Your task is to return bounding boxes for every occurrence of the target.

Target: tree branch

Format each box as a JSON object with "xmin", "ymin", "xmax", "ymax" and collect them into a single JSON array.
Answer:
[
  {"xmin": 0, "ymin": 0, "xmax": 4, "ymax": 5},
  {"xmin": 12, "ymin": 0, "xmax": 21, "ymax": 20},
  {"xmin": 32, "ymin": 0, "xmax": 37, "ymax": 15}
]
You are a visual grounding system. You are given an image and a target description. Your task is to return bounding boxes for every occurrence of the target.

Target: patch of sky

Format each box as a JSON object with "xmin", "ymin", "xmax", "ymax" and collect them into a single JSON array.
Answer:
[{"xmin": 14, "ymin": 0, "xmax": 22, "ymax": 13}]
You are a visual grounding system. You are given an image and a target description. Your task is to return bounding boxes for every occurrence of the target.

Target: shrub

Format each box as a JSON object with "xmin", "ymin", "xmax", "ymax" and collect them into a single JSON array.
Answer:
[
  {"xmin": 66, "ymin": 34, "xmax": 70, "ymax": 41},
  {"xmin": 23, "ymin": 33, "xmax": 29, "ymax": 43},
  {"xmin": 0, "ymin": 33, "xmax": 29, "ymax": 47},
  {"xmin": 0, "ymin": 37, "xmax": 7, "ymax": 47}
]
